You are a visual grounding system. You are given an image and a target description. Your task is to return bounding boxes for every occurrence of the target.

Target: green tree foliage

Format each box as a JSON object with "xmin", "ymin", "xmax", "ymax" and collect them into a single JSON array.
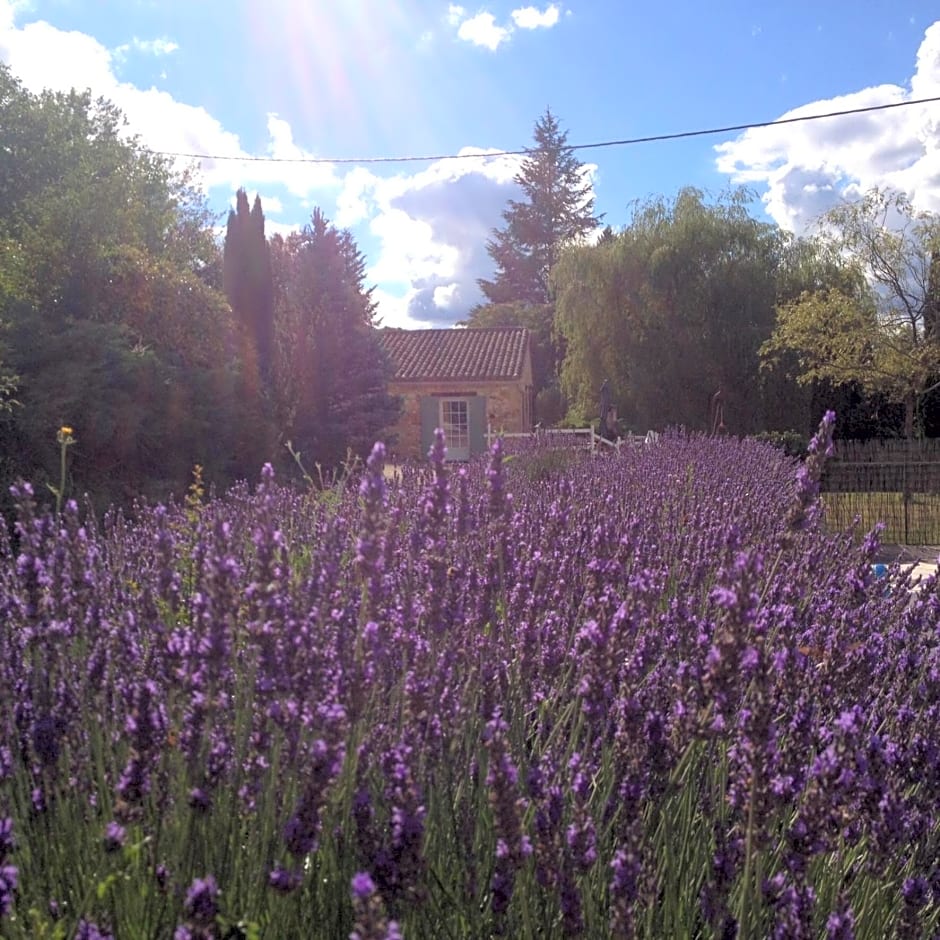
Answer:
[
  {"xmin": 2, "ymin": 317, "xmax": 250, "ymax": 514},
  {"xmin": 554, "ymin": 188, "xmax": 834, "ymax": 434},
  {"xmin": 762, "ymin": 188, "xmax": 940, "ymax": 439},
  {"xmin": 272, "ymin": 210, "xmax": 400, "ymax": 470},
  {"xmin": 223, "ymin": 189, "xmax": 275, "ymax": 391},
  {"xmin": 466, "ymin": 110, "xmax": 601, "ymax": 401},
  {"xmin": 0, "ymin": 67, "xmax": 228, "ymax": 357},
  {"xmin": 0, "ymin": 63, "xmax": 262, "ymax": 512},
  {"xmin": 477, "ymin": 109, "xmax": 599, "ymax": 306}
]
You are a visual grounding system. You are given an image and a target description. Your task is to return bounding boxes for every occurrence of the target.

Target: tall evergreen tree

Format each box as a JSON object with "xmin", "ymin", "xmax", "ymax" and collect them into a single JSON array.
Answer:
[
  {"xmin": 223, "ymin": 189, "xmax": 275, "ymax": 390},
  {"xmin": 467, "ymin": 110, "xmax": 601, "ymax": 409},
  {"xmin": 272, "ymin": 209, "xmax": 400, "ymax": 469},
  {"xmin": 478, "ymin": 109, "xmax": 600, "ymax": 306}
]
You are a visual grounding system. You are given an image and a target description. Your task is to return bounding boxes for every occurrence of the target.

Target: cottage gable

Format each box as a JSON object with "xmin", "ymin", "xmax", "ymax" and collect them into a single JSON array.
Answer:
[
  {"xmin": 379, "ymin": 328, "xmax": 529, "ymax": 381},
  {"xmin": 378, "ymin": 328, "xmax": 534, "ymax": 460}
]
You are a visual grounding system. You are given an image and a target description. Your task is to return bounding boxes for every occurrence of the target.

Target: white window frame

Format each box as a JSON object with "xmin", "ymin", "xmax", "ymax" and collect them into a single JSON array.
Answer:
[{"xmin": 440, "ymin": 397, "xmax": 471, "ymax": 457}]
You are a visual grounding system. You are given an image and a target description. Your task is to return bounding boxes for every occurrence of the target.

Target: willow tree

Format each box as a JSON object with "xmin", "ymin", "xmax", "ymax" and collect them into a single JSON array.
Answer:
[
  {"xmin": 762, "ymin": 188, "xmax": 940, "ymax": 439},
  {"xmin": 555, "ymin": 188, "xmax": 810, "ymax": 433}
]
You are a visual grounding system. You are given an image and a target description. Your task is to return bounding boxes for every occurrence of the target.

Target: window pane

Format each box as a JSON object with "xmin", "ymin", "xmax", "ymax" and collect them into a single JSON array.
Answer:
[{"xmin": 441, "ymin": 399, "xmax": 469, "ymax": 450}]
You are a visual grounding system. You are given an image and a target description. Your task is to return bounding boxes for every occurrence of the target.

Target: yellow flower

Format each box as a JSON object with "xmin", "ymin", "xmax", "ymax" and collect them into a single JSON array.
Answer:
[{"xmin": 60, "ymin": 425, "xmax": 73, "ymax": 436}]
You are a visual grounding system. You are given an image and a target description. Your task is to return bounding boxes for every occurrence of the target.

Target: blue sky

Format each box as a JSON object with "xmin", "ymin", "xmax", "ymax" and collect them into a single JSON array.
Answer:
[{"xmin": 2, "ymin": 1, "xmax": 940, "ymax": 328}]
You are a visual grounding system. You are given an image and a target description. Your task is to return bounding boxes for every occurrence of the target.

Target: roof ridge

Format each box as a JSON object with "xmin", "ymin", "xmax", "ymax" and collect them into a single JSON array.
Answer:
[{"xmin": 378, "ymin": 326, "xmax": 529, "ymax": 381}]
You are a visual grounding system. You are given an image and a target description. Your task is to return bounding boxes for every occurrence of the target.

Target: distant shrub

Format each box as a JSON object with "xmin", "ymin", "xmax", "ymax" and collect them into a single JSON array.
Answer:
[
  {"xmin": 506, "ymin": 445, "xmax": 585, "ymax": 482},
  {"xmin": 751, "ymin": 429, "xmax": 808, "ymax": 458},
  {"xmin": 534, "ymin": 384, "xmax": 565, "ymax": 425}
]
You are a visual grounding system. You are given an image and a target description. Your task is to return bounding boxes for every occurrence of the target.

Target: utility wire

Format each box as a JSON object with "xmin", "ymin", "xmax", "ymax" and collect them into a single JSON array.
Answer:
[{"xmin": 143, "ymin": 95, "xmax": 940, "ymax": 166}]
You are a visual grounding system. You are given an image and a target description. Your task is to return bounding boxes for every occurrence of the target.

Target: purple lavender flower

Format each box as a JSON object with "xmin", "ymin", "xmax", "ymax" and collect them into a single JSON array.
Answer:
[
  {"xmin": 188, "ymin": 787, "xmax": 211, "ymax": 813},
  {"xmin": 284, "ymin": 738, "xmax": 345, "ymax": 858},
  {"xmin": 74, "ymin": 920, "xmax": 114, "ymax": 940},
  {"xmin": 351, "ymin": 871, "xmax": 376, "ymax": 900},
  {"xmin": 0, "ymin": 818, "xmax": 14, "ymax": 858},
  {"xmin": 898, "ymin": 876, "xmax": 930, "ymax": 939},
  {"xmin": 826, "ymin": 895, "xmax": 856, "ymax": 940},
  {"xmin": 784, "ymin": 409, "xmax": 835, "ymax": 536},
  {"xmin": 0, "ymin": 864, "xmax": 17, "ymax": 917},
  {"xmin": 349, "ymin": 871, "xmax": 399, "ymax": 940},
  {"xmin": 177, "ymin": 874, "xmax": 219, "ymax": 934},
  {"xmin": 356, "ymin": 442, "xmax": 387, "ymax": 598},
  {"xmin": 31, "ymin": 714, "xmax": 65, "ymax": 767},
  {"xmin": 609, "ymin": 847, "xmax": 641, "ymax": 937},
  {"xmin": 268, "ymin": 865, "xmax": 302, "ymax": 893},
  {"xmin": 483, "ymin": 714, "xmax": 530, "ymax": 925},
  {"xmin": 102, "ymin": 821, "xmax": 126, "ymax": 853}
]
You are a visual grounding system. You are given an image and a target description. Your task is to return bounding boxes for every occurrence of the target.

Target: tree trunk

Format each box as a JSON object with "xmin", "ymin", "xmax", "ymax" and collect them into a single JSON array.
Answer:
[{"xmin": 905, "ymin": 392, "xmax": 916, "ymax": 440}]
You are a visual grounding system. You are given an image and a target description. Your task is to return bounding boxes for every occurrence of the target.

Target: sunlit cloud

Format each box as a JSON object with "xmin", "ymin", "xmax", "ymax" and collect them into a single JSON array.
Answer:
[
  {"xmin": 0, "ymin": 3, "xmax": 339, "ymax": 200},
  {"xmin": 331, "ymin": 147, "xmax": 597, "ymax": 329},
  {"xmin": 449, "ymin": 3, "xmax": 562, "ymax": 51},
  {"xmin": 511, "ymin": 4, "xmax": 561, "ymax": 30},
  {"xmin": 114, "ymin": 36, "xmax": 179, "ymax": 60},
  {"xmin": 715, "ymin": 21, "xmax": 940, "ymax": 231},
  {"xmin": 457, "ymin": 12, "xmax": 510, "ymax": 51},
  {"xmin": 0, "ymin": 0, "xmax": 584, "ymax": 329}
]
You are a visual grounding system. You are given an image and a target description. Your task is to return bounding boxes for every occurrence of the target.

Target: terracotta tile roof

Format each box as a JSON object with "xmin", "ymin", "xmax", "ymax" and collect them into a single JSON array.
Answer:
[{"xmin": 379, "ymin": 328, "xmax": 529, "ymax": 381}]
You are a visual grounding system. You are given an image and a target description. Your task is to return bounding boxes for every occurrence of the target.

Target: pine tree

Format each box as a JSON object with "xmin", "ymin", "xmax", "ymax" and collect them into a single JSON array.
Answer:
[
  {"xmin": 272, "ymin": 209, "xmax": 400, "ymax": 469},
  {"xmin": 223, "ymin": 189, "xmax": 275, "ymax": 390},
  {"xmin": 469, "ymin": 110, "xmax": 601, "ymax": 408},
  {"xmin": 478, "ymin": 109, "xmax": 601, "ymax": 307}
]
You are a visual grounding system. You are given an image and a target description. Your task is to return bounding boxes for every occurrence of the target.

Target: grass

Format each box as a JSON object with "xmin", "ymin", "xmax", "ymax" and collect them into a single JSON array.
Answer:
[{"xmin": 821, "ymin": 490, "xmax": 940, "ymax": 544}]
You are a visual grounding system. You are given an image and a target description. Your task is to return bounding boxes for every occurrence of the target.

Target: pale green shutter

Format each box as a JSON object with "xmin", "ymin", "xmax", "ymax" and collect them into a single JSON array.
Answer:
[
  {"xmin": 469, "ymin": 396, "xmax": 487, "ymax": 455},
  {"xmin": 419, "ymin": 396, "xmax": 438, "ymax": 459}
]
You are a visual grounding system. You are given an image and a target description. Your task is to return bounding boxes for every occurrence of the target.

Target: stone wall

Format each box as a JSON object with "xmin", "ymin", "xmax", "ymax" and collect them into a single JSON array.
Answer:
[{"xmin": 387, "ymin": 378, "xmax": 532, "ymax": 460}]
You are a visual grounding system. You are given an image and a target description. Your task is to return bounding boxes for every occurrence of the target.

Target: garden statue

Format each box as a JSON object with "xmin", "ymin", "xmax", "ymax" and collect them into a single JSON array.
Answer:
[{"xmin": 599, "ymin": 379, "xmax": 616, "ymax": 440}]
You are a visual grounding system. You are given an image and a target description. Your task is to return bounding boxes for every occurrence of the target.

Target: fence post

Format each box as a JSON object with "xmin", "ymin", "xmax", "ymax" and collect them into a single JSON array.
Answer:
[{"xmin": 903, "ymin": 445, "xmax": 910, "ymax": 544}]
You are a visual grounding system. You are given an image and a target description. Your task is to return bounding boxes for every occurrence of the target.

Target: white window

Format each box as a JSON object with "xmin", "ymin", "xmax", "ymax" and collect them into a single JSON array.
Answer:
[{"xmin": 440, "ymin": 398, "xmax": 470, "ymax": 459}]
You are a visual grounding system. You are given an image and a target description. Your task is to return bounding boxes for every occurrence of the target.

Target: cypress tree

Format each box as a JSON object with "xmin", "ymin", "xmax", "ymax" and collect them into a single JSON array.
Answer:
[{"xmin": 223, "ymin": 188, "xmax": 275, "ymax": 390}]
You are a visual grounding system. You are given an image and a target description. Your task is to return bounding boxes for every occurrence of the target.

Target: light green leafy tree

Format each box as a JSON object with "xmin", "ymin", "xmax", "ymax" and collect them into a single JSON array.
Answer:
[
  {"xmin": 762, "ymin": 188, "xmax": 940, "ymax": 439},
  {"xmin": 555, "ymin": 188, "xmax": 822, "ymax": 434}
]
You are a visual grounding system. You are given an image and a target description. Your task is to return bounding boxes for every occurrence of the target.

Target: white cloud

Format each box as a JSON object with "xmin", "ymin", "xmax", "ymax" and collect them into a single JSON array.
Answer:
[
  {"xmin": 333, "ymin": 147, "xmax": 598, "ymax": 329},
  {"xmin": 511, "ymin": 4, "xmax": 560, "ymax": 30},
  {"xmin": 114, "ymin": 36, "xmax": 179, "ymax": 60},
  {"xmin": 249, "ymin": 193, "xmax": 284, "ymax": 215},
  {"xmin": 457, "ymin": 12, "xmax": 510, "ymax": 51},
  {"xmin": 449, "ymin": 3, "xmax": 562, "ymax": 50},
  {"xmin": 0, "ymin": 2, "xmax": 338, "ymax": 199},
  {"xmin": 416, "ymin": 28, "xmax": 434, "ymax": 51},
  {"xmin": 715, "ymin": 20, "xmax": 940, "ymax": 232},
  {"xmin": 433, "ymin": 283, "xmax": 460, "ymax": 308},
  {"xmin": 256, "ymin": 113, "xmax": 340, "ymax": 197}
]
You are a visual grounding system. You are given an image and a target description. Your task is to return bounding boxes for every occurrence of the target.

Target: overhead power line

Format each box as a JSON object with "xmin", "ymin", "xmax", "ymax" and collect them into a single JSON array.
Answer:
[{"xmin": 144, "ymin": 95, "xmax": 940, "ymax": 166}]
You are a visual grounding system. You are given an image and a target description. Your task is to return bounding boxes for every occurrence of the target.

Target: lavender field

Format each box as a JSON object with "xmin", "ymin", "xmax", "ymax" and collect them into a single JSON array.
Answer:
[{"xmin": 1, "ymin": 418, "xmax": 939, "ymax": 938}]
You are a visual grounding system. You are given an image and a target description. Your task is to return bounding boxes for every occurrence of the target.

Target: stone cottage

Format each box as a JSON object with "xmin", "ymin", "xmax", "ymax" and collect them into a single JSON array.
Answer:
[{"xmin": 378, "ymin": 327, "xmax": 534, "ymax": 460}]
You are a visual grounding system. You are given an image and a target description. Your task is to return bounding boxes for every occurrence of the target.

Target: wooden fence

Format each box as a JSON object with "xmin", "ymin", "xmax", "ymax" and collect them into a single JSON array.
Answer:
[
  {"xmin": 485, "ymin": 426, "xmax": 659, "ymax": 456},
  {"xmin": 820, "ymin": 439, "xmax": 940, "ymax": 544}
]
